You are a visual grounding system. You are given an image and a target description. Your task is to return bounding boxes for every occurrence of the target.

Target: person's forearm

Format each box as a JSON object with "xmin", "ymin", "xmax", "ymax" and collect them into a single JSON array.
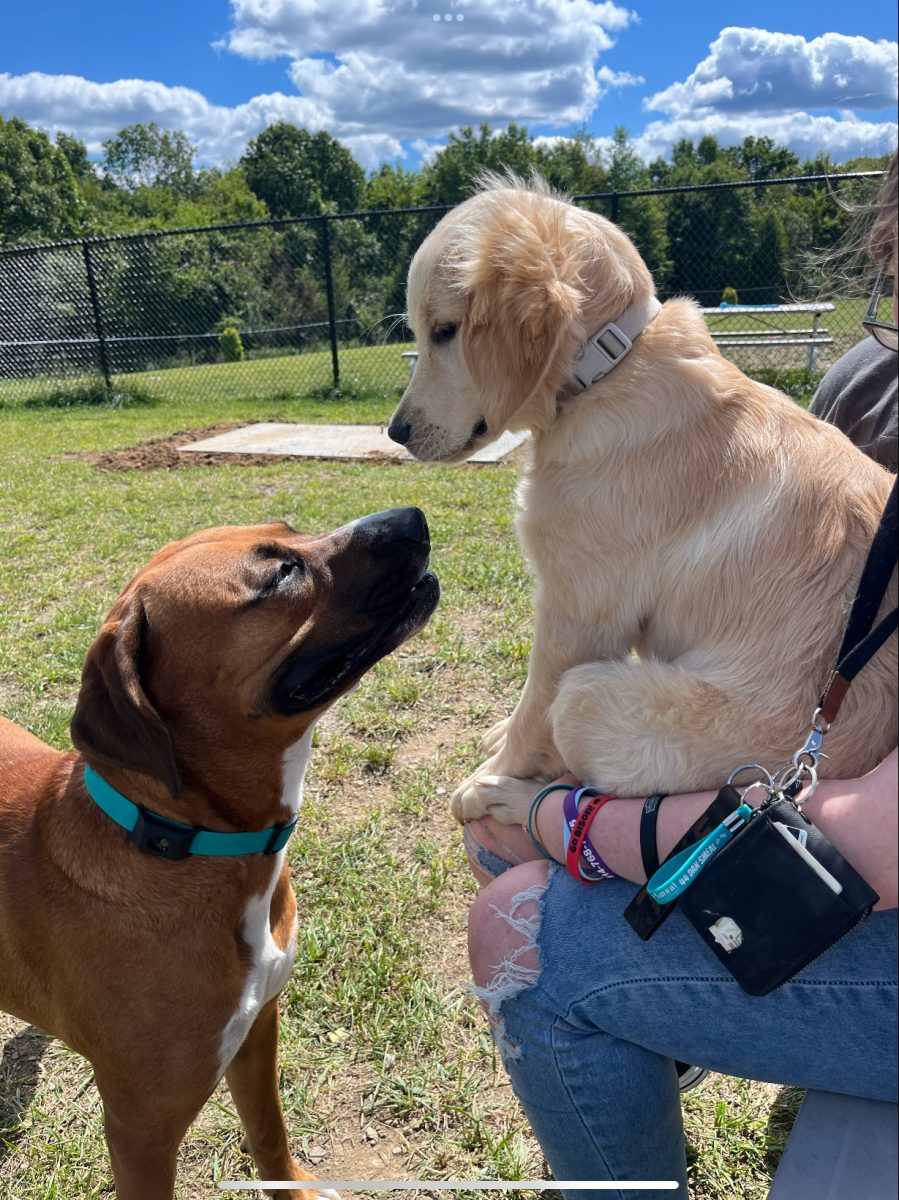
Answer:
[
  {"xmin": 802, "ymin": 747, "xmax": 897, "ymax": 909},
  {"xmin": 524, "ymin": 748, "xmax": 897, "ymax": 910},
  {"xmin": 467, "ymin": 753, "xmax": 898, "ymax": 907}
]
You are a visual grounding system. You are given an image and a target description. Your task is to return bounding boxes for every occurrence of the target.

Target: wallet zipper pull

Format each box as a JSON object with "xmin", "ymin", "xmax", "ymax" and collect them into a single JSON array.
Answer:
[{"xmin": 646, "ymin": 803, "xmax": 752, "ymax": 904}]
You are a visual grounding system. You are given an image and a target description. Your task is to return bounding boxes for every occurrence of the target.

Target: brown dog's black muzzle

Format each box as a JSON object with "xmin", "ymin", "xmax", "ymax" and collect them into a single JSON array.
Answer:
[{"xmin": 347, "ymin": 506, "xmax": 430, "ymax": 557}]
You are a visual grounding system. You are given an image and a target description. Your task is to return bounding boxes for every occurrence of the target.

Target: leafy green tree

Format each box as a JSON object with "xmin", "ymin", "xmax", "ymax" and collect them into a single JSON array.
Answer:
[
  {"xmin": 750, "ymin": 208, "xmax": 790, "ymax": 301},
  {"xmin": 102, "ymin": 122, "xmax": 196, "ymax": 194},
  {"xmin": 726, "ymin": 136, "xmax": 800, "ymax": 181},
  {"xmin": 662, "ymin": 144, "xmax": 757, "ymax": 300},
  {"xmin": 536, "ymin": 129, "xmax": 607, "ymax": 195},
  {"xmin": 364, "ymin": 162, "xmax": 426, "ymax": 210},
  {"xmin": 423, "ymin": 122, "xmax": 541, "ymax": 204},
  {"xmin": 56, "ymin": 131, "xmax": 96, "ymax": 182},
  {"xmin": 0, "ymin": 116, "xmax": 83, "ymax": 244},
  {"xmin": 241, "ymin": 124, "xmax": 364, "ymax": 217},
  {"xmin": 166, "ymin": 168, "xmax": 271, "ymax": 227}
]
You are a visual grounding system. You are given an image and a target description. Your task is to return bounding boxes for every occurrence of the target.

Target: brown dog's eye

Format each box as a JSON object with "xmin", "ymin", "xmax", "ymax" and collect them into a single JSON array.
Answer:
[
  {"xmin": 275, "ymin": 560, "xmax": 305, "ymax": 585},
  {"xmin": 260, "ymin": 560, "xmax": 304, "ymax": 596},
  {"xmin": 431, "ymin": 323, "xmax": 457, "ymax": 345}
]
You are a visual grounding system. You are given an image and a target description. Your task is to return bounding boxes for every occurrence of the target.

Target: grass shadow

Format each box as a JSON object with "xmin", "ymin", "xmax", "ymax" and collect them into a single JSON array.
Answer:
[
  {"xmin": 21, "ymin": 379, "xmax": 156, "ymax": 410},
  {"xmin": 0, "ymin": 1024, "xmax": 51, "ymax": 1163},
  {"xmin": 763, "ymin": 1085, "xmax": 805, "ymax": 1176}
]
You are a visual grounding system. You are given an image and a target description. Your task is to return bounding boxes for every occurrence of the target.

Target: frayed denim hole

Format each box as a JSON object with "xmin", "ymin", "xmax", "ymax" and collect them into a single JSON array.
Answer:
[
  {"xmin": 462, "ymin": 822, "xmax": 518, "ymax": 878},
  {"xmin": 471, "ymin": 868, "xmax": 557, "ymax": 1062}
]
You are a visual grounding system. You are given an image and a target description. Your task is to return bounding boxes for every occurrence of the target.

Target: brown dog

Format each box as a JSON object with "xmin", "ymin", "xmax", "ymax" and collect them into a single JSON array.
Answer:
[
  {"xmin": 388, "ymin": 178, "xmax": 896, "ymax": 822},
  {"xmin": 0, "ymin": 508, "xmax": 438, "ymax": 1199}
]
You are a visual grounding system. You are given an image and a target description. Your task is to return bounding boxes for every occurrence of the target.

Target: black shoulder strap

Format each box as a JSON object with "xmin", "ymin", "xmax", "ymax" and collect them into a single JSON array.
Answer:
[{"xmin": 819, "ymin": 477, "xmax": 898, "ymax": 726}]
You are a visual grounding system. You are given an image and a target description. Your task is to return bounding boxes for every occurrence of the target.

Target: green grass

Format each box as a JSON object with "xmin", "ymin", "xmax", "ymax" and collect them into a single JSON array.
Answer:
[
  {"xmin": 21, "ymin": 377, "xmax": 157, "ymax": 410},
  {"xmin": 2, "ymin": 292, "xmax": 871, "ymax": 415},
  {"xmin": 0, "ymin": 386, "xmax": 799, "ymax": 1198},
  {"xmin": 0, "ymin": 341, "xmax": 415, "ymax": 411}
]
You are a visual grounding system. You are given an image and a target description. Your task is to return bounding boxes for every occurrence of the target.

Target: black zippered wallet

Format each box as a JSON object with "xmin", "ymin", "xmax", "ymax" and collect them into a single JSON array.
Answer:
[{"xmin": 677, "ymin": 798, "xmax": 879, "ymax": 995}]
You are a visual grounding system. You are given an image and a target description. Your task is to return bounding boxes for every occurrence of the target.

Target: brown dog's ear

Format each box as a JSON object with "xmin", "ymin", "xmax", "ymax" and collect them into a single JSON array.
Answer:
[{"xmin": 71, "ymin": 592, "xmax": 181, "ymax": 798}]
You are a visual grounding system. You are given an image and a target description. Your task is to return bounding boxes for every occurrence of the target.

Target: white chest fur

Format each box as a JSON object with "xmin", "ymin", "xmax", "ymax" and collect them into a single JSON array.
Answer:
[{"xmin": 216, "ymin": 729, "xmax": 312, "ymax": 1074}]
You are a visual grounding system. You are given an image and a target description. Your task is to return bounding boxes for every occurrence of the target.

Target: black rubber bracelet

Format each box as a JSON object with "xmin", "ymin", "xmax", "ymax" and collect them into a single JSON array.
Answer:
[{"xmin": 639, "ymin": 793, "xmax": 667, "ymax": 880}]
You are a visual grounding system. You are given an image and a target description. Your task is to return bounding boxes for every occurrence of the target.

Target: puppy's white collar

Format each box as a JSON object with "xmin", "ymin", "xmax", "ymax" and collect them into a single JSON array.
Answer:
[{"xmin": 570, "ymin": 296, "xmax": 662, "ymax": 392}]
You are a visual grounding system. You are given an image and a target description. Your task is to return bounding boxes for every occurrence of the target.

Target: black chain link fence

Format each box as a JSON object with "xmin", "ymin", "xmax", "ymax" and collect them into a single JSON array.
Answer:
[{"xmin": 0, "ymin": 172, "xmax": 884, "ymax": 410}]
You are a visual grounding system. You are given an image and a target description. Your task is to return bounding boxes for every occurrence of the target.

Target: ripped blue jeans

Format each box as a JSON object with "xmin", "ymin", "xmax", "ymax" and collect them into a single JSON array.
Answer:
[{"xmin": 469, "ymin": 857, "xmax": 898, "ymax": 1200}]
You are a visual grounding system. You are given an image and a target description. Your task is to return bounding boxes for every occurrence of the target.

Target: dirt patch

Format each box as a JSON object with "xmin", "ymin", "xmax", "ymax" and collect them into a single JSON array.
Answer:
[
  {"xmin": 76, "ymin": 425, "xmax": 528, "ymax": 472},
  {"xmin": 81, "ymin": 424, "xmax": 301, "ymax": 472}
]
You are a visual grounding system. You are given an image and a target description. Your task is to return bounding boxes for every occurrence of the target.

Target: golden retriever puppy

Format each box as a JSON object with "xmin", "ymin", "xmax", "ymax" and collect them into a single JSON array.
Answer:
[{"xmin": 388, "ymin": 177, "xmax": 897, "ymax": 824}]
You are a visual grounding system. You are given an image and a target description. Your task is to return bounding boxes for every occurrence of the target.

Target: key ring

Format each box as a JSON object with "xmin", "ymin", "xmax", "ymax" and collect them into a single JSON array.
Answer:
[
  {"xmin": 739, "ymin": 780, "xmax": 772, "ymax": 807},
  {"xmin": 726, "ymin": 763, "xmax": 776, "ymax": 793},
  {"xmin": 774, "ymin": 760, "xmax": 819, "ymax": 807}
]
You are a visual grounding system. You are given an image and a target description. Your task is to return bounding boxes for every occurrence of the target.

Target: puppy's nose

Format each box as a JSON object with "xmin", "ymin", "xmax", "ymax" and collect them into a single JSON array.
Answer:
[{"xmin": 388, "ymin": 418, "xmax": 412, "ymax": 446}]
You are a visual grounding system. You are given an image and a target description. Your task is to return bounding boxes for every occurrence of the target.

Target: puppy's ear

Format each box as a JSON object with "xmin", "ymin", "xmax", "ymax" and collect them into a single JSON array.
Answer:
[
  {"xmin": 71, "ymin": 592, "xmax": 181, "ymax": 798},
  {"xmin": 457, "ymin": 194, "xmax": 586, "ymax": 425}
]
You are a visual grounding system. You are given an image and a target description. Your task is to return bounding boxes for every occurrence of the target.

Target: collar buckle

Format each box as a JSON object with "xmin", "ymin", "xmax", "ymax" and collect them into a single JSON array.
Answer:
[
  {"xmin": 263, "ymin": 818, "xmax": 298, "ymax": 855},
  {"xmin": 572, "ymin": 321, "xmax": 633, "ymax": 389},
  {"xmin": 130, "ymin": 806, "xmax": 197, "ymax": 860},
  {"xmin": 568, "ymin": 296, "xmax": 662, "ymax": 394}
]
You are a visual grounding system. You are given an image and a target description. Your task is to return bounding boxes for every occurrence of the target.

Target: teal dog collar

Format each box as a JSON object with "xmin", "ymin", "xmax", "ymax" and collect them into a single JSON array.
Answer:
[{"xmin": 83, "ymin": 765, "xmax": 298, "ymax": 861}]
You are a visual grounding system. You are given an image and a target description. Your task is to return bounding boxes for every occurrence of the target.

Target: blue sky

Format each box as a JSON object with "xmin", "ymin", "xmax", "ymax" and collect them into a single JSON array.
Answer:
[{"xmin": 2, "ymin": 1, "xmax": 896, "ymax": 170}]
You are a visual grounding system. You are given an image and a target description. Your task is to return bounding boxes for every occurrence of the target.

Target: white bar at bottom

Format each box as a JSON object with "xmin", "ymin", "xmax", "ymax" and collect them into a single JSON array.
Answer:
[{"xmin": 218, "ymin": 1181, "xmax": 678, "ymax": 1191}]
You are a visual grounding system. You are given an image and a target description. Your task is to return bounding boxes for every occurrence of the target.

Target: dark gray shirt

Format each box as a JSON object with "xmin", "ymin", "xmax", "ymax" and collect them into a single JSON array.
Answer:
[{"xmin": 810, "ymin": 336, "xmax": 898, "ymax": 471}]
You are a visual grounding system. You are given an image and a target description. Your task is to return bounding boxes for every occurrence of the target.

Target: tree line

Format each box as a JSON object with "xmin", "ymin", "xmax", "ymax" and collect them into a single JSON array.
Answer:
[{"xmin": 0, "ymin": 116, "xmax": 887, "ymax": 377}]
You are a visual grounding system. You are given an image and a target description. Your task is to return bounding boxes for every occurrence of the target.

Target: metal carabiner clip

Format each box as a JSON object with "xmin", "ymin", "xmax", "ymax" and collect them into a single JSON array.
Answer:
[{"xmin": 792, "ymin": 726, "xmax": 825, "ymax": 773}]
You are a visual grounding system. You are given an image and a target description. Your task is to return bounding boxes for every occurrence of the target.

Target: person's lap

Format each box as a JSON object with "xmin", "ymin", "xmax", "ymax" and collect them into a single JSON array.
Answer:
[{"xmin": 469, "ymin": 859, "xmax": 898, "ymax": 1198}]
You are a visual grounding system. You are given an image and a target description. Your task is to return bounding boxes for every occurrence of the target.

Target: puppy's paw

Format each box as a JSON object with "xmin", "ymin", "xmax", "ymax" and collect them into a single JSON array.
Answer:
[
  {"xmin": 451, "ymin": 773, "xmax": 537, "ymax": 825},
  {"xmin": 479, "ymin": 716, "xmax": 510, "ymax": 756}
]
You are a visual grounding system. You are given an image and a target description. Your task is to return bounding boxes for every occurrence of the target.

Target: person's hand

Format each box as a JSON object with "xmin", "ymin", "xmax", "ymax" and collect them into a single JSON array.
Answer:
[{"xmin": 464, "ymin": 773, "xmax": 581, "ymax": 885}]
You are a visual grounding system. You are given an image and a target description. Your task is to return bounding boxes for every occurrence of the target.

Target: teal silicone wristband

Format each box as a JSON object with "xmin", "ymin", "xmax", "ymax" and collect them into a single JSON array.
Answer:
[
  {"xmin": 647, "ymin": 802, "xmax": 753, "ymax": 903},
  {"xmin": 527, "ymin": 784, "xmax": 570, "ymax": 866}
]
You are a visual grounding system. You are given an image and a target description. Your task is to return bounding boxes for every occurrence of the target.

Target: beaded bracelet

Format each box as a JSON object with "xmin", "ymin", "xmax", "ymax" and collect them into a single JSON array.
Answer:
[{"xmin": 563, "ymin": 787, "xmax": 617, "ymax": 882}]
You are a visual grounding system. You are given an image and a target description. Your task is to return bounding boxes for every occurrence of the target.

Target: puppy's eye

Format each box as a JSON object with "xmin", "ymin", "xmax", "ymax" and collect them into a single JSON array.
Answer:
[{"xmin": 431, "ymin": 323, "xmax": 457, "ymax": 345}]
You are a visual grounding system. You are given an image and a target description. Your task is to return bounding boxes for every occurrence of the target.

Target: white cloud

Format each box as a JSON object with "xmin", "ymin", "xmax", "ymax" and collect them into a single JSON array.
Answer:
[
  {"xmin": 592, "ymin": 63, "xmax": 645, "ymax": 115},
  {"xmin": 234, "ymin": 0, "xmax": 638, "ymax": 135},
  {"xmin": 2, "ymin": 18, "xmax": 895, "ymax": 175},
  {"xmin": 532, "ymin": 131, "xmax": 617, "ymax": 159},
  {"xmin": 646, "ymin": 28, "xmax": 898, "ymax": 117},
  {"xmin": 633, "ymin": 111, "xmax": 898, "ymax": 165},
  {"xmin": 0, "ymin": 72, "xmax": 337, "ymax": 163},
  {"xmin": 0, "ymin": 1, "xmax": 639, "ymax": 168},
  {"xmin": 596, "ymin": 65, "xmax": 645, "ymax": 91},
  {"xmin": 222, "ymin": 0, "xmax": 636, "ymax": 63}
]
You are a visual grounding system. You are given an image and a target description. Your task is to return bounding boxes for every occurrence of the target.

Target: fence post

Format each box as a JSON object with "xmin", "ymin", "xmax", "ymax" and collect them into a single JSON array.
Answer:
[
  {"xmin": 610, "ymin": 191, "xmax": 619, "ymax": 224},
  {"xmin": 319, "ymin": 216, "xmax": 340, "ymax": 391},
  {"xmin": 81, "ymin": 241, "xmax": 113, "ymax": 394}
]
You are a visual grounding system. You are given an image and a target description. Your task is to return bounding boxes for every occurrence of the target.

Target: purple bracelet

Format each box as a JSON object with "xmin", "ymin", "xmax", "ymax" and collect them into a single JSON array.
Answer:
[{"xmin": 562, "ymin": 787, "xmax": 617, "ymax": 881}]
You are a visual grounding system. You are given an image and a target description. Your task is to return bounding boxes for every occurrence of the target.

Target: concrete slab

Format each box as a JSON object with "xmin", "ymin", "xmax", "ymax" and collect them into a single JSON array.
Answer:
[{"xmin": 179, "ymin": 423, "xmax": 527, "ymax": 464}]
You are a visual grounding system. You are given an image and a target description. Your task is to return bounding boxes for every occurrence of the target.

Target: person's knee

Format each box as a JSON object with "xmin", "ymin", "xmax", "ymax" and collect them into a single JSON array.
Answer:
[{"xmin": 468, "ymin": 859, "xmax": 550, "ymax": 991}]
